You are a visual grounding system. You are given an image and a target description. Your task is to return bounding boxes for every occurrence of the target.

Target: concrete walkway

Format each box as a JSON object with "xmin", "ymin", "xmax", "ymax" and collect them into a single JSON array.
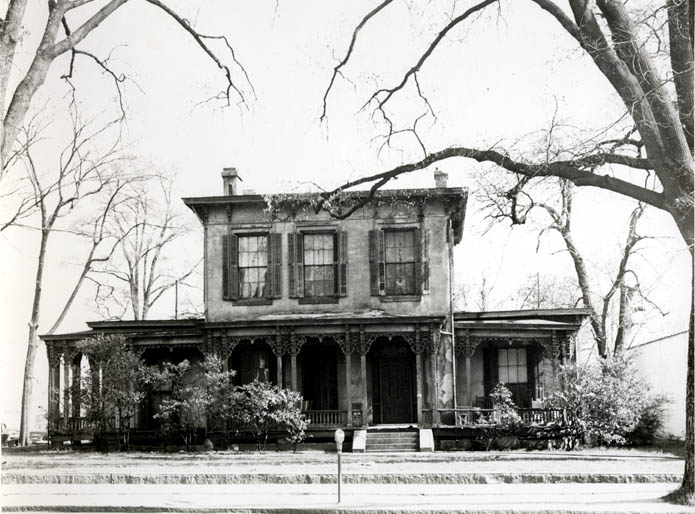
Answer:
[{"xmin": 3, "ymin": 483, "xmax": 695, "ymax": 513}]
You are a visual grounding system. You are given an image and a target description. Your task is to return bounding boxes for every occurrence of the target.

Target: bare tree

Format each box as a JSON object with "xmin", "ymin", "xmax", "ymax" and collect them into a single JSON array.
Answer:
[
  {"xmin": 320, "ymin": 0, "xmax": 694, "ymax": 501},
  {"xmin": 485, "ymin": 177, "xmax": 657, "ymax": 356},
  {"xmin": 0, "ymin": 0, "xmax": 253, "ymax": 173},
  {"xmin": 90, "ymin": 177, "xmax": 201, "ymax": 321},
  {"xmin": 4, "ymin": 108, "xmax": 140, "ymax": 446}
]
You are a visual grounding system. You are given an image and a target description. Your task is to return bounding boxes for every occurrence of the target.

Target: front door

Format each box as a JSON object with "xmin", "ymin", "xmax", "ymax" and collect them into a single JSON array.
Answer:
[{"xmin": 373, "ymin": 340, "xmax": 415, "ymax": 424}]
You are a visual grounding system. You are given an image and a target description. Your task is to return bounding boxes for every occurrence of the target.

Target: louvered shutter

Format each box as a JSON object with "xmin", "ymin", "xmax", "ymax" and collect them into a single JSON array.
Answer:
[
  {"xmin": 295, "ymin": 234, "xmax": 304, "ymax": 298},
  {"xmin": 288, "ymin": 233, "xmax": 296, "ymax": 298},
  {"xmin": 271, "ymin": 233, "xmax": 282, "ymax": 298},
  {"xmin": 336, "ymin": 231, "xmax": 348, "ymax": 297},
  {"xmin": 422, "ymin": 229, "xmax": 430, "ymax": 294},
  {"xmin": 229, "ymin": 233, "xmax": 239, "ymax": 300},
  {"xmin": 222, "ymin": 234, "xmax": 230, "ymax": 300},
  {"xmin": 414, "ymin": 228, "xmax": 422, "ymax": 294},
  {"xmin": 368, "ymin": 229, "xmax": 385, "ymax": 296}
]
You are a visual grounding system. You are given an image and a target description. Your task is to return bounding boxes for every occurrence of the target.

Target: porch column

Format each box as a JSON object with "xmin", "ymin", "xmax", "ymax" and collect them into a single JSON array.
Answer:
[
  {"xmin": 430, "ymin": 327, "xmax": 440, "ymax": 426},
  {"xmin": 289, "ymin": 334, "xmax": 304, "ymax": 391},
  {"xmin": 62, "ymin": 347, "xmax": 71, "ymax": 429},
  {"xmin": 340, "ymin": 327, "xmax": 354, "ymax": 428},
  {"xmin": 71, "ymin": 357, "xmax": 81, "ymax": 418},
  {"xmin": 359, "ymin": 328, "xmax": 370, "ymax": 427},
  {"xmin": 47, "ymin": 345, "xmax": 61, "ymax": 429},
  {"xmin": 410, "ymin": 328, "xmax": 425, "ymax": 426},
  {"xmin": 272, "ymin": 333, "xmax": 284, "ymax": 388},
  {"xmin": 461, "ymin": 331, "xmax": 479, "ymax": 407},
  {"xmin": 415, "ymin": 352, "xmax": 423, "ymax": 425}
]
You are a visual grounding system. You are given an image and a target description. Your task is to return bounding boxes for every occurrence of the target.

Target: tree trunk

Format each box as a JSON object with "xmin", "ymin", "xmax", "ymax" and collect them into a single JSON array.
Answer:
[{"xmin": 18, "ymin": 227, "xmax": 49, "ymax": 445}]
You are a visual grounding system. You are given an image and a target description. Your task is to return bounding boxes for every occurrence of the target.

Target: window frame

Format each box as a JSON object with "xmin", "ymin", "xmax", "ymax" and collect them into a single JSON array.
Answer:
[
  {"xmin": 236, "ymin": 232, "xmax": 270, "ymax": 300},
  {"xmin": 222, "ymin": 230, "xmax": 281, "ymax": 305},
  {"xmin": 369, "ymin": 226, "xmax": 423, "ymax": 301},
  {"xmin": 302, "ymin": 231, "xmax": 337, "ymax": 299}
]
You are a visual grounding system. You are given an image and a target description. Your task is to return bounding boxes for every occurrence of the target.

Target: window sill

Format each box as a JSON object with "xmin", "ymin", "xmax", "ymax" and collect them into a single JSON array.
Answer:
[
  {"xmin": 230, "ymin": 298, "xmax": 274, "ymax": 306},
  {"xmin": 380, "ymin": 295, "xmax": 421, "ymax": 302},
  {"xmin": 298, "ymin": 297, "xmax": 340, "ymax": 305}
]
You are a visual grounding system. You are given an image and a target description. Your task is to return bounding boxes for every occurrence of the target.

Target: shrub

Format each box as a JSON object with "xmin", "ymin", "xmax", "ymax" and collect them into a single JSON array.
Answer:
[
  {"xmin": 76, "ymin": 335, "xmax": 150, "ymax": 449},
  {"xmin": 628, "ymin": 394, "xmax": 671, "ymax": 445},
  {"xmin": 490, "ymin": 383, "xmax": 522, "ymax": 429},
  {"xmin": 230, "ymin": 380, "xmax": 309, "ymax": 451},
  {"xmin": 549, "ymin": 355, "xmax": 665, "ymax": 446}
]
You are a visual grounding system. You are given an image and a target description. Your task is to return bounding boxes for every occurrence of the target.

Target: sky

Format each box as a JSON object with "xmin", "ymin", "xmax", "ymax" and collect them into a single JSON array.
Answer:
[{"xmin": 0, "ymin": 0, "xmax": 691, "ymax": 429}]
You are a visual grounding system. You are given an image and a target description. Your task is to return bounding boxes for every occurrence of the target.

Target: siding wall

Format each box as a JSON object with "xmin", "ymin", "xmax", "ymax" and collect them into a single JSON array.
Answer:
[
  {"xmin": 203, "ymin": 199, "xmax": 454, "ymax": 320},
  {"xmin": 630, "ymin": 332, "xmax": 687, "ymax": 439}
]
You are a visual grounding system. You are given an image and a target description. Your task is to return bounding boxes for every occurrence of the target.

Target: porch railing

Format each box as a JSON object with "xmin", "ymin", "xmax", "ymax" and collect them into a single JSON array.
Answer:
[
  {"xmin": 420, "ymin": 408, "xmax": 568, "ymax": 427},
  {"xmin": 305, "ymin": 410, "xmax": 347, "ymax": 427}
]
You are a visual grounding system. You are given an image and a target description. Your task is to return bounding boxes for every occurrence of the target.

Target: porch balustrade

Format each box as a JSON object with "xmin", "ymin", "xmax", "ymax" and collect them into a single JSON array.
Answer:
[
  {"xmin": 305, "ymin": 409, "xmax": 347, "ymax": 427},
  {"xmin": 420, "ymin": 407, "xmax": 568, "ymax": 427}
]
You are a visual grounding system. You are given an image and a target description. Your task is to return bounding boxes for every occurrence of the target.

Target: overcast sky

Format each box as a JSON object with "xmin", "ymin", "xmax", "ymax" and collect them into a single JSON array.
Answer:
[{"xmin": 0, "ymin": 0, "xmax": 690, "ymax": 428}]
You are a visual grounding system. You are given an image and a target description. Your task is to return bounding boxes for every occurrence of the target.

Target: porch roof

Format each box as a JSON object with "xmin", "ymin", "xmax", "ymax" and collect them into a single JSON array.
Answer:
[{"xmin": 453, "ymin": 308, "xmax": 590, "ymax": 337}]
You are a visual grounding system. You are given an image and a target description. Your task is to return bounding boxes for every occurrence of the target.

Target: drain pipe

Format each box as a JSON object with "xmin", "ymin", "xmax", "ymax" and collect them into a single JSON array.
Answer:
[{"xmin": 441, "ymin": 219, "xmax": 457, "ymax": 413}]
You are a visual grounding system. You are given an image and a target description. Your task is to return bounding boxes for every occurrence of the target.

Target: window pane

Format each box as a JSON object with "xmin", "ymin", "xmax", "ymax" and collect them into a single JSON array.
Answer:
[
  {"xmin": 509, "ymin": 367, "xmax": 518, "ymax": 383},
  {"xmin": 517, "ymin": 348, "xmax": 527, "ymax": 366},
  {"xmin": 237, "ymin": 235, "xmax": 268, "ymax": 299},
  {"xmin": 499, "ymin": 367, "xmax": 508, "ymax": 383},
  {"xmin": 518, "ymin": 367, "xmax": 528, "ymax": 383},
  {"xmin": 498, "ymin": 349, "xmax": 507, "ymax": 366}
]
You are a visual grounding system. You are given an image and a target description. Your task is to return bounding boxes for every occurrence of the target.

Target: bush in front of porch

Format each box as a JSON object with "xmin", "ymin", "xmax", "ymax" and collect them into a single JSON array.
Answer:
[{"xmin": 548, "ymin": 355, "xmax": 669, "ymax": 447}]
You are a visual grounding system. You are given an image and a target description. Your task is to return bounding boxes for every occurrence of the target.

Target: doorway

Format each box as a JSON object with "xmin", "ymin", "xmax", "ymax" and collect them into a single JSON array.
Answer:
[{"xmin": 371, "ymin": 337, "xmax": 416, "ymax": 424}]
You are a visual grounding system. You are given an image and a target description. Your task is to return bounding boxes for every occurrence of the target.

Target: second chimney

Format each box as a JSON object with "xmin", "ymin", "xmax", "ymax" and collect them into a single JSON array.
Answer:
[
  {"xmin": 434, "ymin": 168, "xmax": 448, "ymax": 188},
  {"xmin": 222, "ymin": 167, "xmax": 242, "ymax": 195}
]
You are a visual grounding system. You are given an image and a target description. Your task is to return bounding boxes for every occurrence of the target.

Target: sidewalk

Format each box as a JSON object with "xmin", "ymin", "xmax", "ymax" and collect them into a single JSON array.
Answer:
[
  {"xmin": 2, "ymin": 449, "xmax": 685, "ymax": 484},
  {"xmin": 3, "ymin": 483, "xmax": 695, "ymax": 513}
]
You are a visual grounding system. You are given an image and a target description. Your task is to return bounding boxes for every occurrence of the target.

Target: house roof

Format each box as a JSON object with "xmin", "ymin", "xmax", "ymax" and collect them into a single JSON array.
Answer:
[{"xmin": 182, "ymin": 187, "xmax": 468, "ymax": 244}]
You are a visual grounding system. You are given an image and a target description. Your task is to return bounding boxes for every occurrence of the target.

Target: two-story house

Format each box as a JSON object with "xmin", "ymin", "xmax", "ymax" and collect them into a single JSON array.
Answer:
[{"xmin": 42, "ymin": 168, "xmax": 589, "ymax": 450}]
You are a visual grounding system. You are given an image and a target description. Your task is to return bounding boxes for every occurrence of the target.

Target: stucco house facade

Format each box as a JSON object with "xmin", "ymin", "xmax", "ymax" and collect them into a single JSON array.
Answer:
[{"xmin": 42, "ymin": 168, "xmax": 589, "ymax": 450}]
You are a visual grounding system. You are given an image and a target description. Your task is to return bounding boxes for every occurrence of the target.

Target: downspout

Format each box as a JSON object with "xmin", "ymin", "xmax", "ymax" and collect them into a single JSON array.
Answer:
[{"xmin": 448, "ymin": 219, "xmax": 457, "ymax": 412}]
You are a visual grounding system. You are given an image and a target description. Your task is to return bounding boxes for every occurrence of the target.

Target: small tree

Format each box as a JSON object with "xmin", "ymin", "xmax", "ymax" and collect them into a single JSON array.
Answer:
[
  {"xmin": 77, "ymin": 334, "xmax": 149, "ymax": 449},
  {"xmin": 196, "ymin": 355, "xmax": 236, "ymax": 447},
  {"xmin": 148, "ymin": 360, "xmax": 204, "ymax": 450},
  {"xmin": 230, "ymin": 380, "xmax": 309, "ymax": 451}
]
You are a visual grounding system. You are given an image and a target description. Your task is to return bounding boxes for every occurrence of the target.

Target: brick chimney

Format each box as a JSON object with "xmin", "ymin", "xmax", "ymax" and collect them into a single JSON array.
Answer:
[
  {"xmin": 222, "ymin": 167, "xmax": 242, "ymax": 195},
  {"xmin": 434, "ymin": 168, "xmax": 448, "ymax": 188}
]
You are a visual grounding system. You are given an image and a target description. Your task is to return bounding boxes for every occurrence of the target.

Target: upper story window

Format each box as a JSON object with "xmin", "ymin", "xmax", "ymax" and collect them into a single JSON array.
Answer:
[
  {"xmin": 384, "ymin": 230, "xmax": 417, "ymax": 295},
  {"xmin": 238, "ymin": 235, "xmax": 267, "ymax": 299},
  {"xmin": 303, "ymin": 233, "xmax": 335, "ymax": 298},
  {"xmin": 288, "ymin": 231, "xmax": 347, "ymax": 301},
  {"xmin": 369, "ymin": 227, "xmax": 426, "ymax": 298},
  {"xmin": 222, "ymin": 232, "xmax": 281, "ymax": 302}
]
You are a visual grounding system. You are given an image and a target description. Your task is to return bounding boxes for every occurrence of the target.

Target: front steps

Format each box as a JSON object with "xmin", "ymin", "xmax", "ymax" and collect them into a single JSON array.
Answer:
[{"xmin": 365, "ymin": 429, "xmax": 419, "ymax": 452}]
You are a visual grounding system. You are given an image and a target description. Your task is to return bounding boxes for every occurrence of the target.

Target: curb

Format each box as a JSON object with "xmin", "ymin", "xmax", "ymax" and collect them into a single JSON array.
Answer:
[
  {"xmin": 1, "ymin": 472, "xmax": 683, "ymax": 485},
  {"xmin": 3, "ymin": 506, "xmax": 694, "ymax": 514}
]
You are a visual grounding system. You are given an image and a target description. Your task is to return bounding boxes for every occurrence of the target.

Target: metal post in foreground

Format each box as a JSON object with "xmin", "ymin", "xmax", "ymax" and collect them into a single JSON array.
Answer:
[{"xmin": 334, "ymin": 428, "xmax": 345, "ymax": 504}]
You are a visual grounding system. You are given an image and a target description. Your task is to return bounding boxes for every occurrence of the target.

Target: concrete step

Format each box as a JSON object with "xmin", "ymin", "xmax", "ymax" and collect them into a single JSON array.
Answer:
[{"xmin": 366, "ymin": 430, "xmax": 419, "ymax": 452}]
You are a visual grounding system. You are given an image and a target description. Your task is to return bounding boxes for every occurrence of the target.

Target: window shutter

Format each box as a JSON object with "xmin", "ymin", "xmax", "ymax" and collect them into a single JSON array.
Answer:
[
  {"xmin": 288, "ymin": 233, "xmax": 296, "ymax": 298},
  {"xmin": 264, "ymin": 234, "xmax": 282, "ymax": 299},
  {"xmin": 368, "ymin": 229, "xmax": 385, "ymax": 296},
  {"xmin": 229, "ymin": 233, "xmax": 239, "ymax": 300},
  {"xmin": 414, "ymin": 228, "xmax": 422, "ymax": 294},
  {"xmin": 295, "ymin": 233, "xmax": 304, "ymax": 298},
  {"xmin": 271, "ymin": 233, "xmax": 282, "ymax": 299},
  {"xmin": 336, "ymin": 231, "xmax": 348, "ymax": 297},
  {"xmin": 422, "ymin": 229, "xmax": 430, "ymax": 294},
  {"xmin": 222, "ymin": 234, "xmax": 230, "ymax": 300}
]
